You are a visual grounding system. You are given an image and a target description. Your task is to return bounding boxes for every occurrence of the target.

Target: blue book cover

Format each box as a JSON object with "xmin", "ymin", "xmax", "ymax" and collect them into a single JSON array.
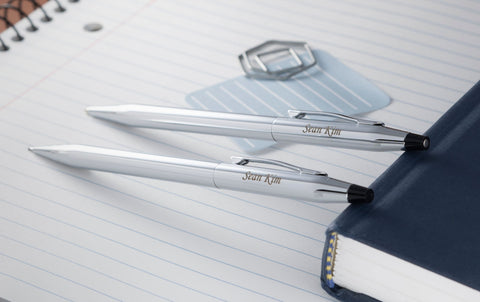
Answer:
[{"xmin": 321, "ymin": 81, "xmax": 480, "ymax": 301}]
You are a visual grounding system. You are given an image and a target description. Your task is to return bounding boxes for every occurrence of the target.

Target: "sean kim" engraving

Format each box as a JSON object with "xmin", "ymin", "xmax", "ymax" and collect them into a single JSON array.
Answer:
[
  {"xmin": 302, "ymin": 124, "xmax": 341, "ymax": 137},
  {"xmin": 242, "ymin": 171, "xmax": 281, "ymax": 185}
]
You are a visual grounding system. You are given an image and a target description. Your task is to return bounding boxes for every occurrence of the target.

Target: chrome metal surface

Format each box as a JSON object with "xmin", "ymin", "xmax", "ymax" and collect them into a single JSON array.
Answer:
[
  {"xmin": 30, "ymin": 145, "xmax": 356, "ymax": 203},
  {"xmin": 29, "ymin": 145, "xmax": 218, "ymax": 187},
  {"xmin": 287, "ymin": 110, "xmax": 384, "ymax": 126},
  {"xmin": 87, "ymin": 105, "xmax": 413, "ymax": 151},
  {"xmin": 87, "ymin": 105, "xmax": 276, "ymax": 141},
  {"xmin": 239, "ymin": 40, "xmax": 317, "ymax": 80},
  {"xmin": 213, "ymin": 162, "xmax": 350, "ymax": 203},
  {"xmin": 271, "ymin": 116, "xmax": 408, "ymax": 151},
  {"xmin": 231, "ymin": 156, "xmax": 327, "ymax": 176}
]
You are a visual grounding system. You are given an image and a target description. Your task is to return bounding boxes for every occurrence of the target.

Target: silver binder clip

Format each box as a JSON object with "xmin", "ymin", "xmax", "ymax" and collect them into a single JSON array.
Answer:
[{"xmin": 239, "ymin": 40, "xmax": 317, "ymax": 80}]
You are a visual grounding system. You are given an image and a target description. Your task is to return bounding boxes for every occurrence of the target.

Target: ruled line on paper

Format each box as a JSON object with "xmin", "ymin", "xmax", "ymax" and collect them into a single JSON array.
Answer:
[
  {"xmin": 162, "ymin": 0, "xmax": 478, "ymax": 83},
  {"xmin": 341, "ymin": 59, "xmax": 465, "ymax": 94},
  {"xmin": 0, "ymin": 233, "xmax": 174, "ymax": 301},
  {"xmin": 383, "ymin": 0, "xmax": 480, "ymax": 27},
  {"xmin": 0, "ymin": 214, "xmax": 228, "ymax": 302},
  {"xmin": 233, "ymin": 81, "xmax": 283, "ymax": 115},
  {"xmin": 0, "ymin": 178, "xmax": 320, "ymax": 301},
  {"xmin": 0, "ymin": 0, "xmax": 158, "ymax": 112},
  {"xmin": 428, "ymin": 0, "xmax": 480, "ymax": 15},
  {"xmin": 0, "ymin": 197, "xmax": 298, "ymax": 301},
  {"xmin": 0, "ymin": 270, "xmax": 73, "ymax": 302},
  {"xmin": 337, "ymin": 0, "xmax": 480, "ymax": 36},
  {"xmin": 269, "ymin": 0, "xmax": 480, "ymax": 62},
  {"xmin": 308, "ymin": 73, "xmax": 359, "ymax": 110},
  {"xmin": 5, "ymin": 1, "xmax": 467, "ymax": 99},
  {"xmin": 100, "ymin": 5, "xmax": 478, "ymax": 92},
  {"xmin": 0, "ymin": 251, "xmax": 122, "ymax": 302},
  {"xmin": 53, "ymin": 0, "xmax": 476, "ymax": 93},
  {"xmin": 263, "ymin": 0, "xmax": 480, "ymax": 53},
  {"xmin": 0, "ymin": 196, "xmax": 291, "ymax": 301},
  {"xmin": 196, "ymin": 0, "xmax": 480, "ymax": 75}
]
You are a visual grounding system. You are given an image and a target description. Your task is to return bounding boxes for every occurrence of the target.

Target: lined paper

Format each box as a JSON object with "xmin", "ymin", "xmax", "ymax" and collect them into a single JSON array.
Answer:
[{"xmin": 0, "ymin": 0, "xmax": 479, "ymax": 301}]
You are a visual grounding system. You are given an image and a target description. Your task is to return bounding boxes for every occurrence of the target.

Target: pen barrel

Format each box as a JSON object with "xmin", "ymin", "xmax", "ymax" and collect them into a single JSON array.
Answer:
[
  {"xmin": 272, "ymin": 118, "xmax": 409, "ymax": 151},
  {"xmin": 213, "ymin": 163, "xmax": 351, "ymax": 203},
  {"xmin": 110, "ymin": 106, "xmax": 276, "ymax": 141},
  {"xmin": 31, "ymin": 145, "xmax": 361, "ymax": 203},
  {"xmin": 56, "ymin": 146, "xmax": 219, "ymax": 187}
]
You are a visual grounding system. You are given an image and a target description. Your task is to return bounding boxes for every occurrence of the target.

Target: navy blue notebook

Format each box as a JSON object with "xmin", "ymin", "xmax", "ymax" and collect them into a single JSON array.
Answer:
[{"xmin": 321, "ymin": 81, "xmax": 480, "ymax": 301}]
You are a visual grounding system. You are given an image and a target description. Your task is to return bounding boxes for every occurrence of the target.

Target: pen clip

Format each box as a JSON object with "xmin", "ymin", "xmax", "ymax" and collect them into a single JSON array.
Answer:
[
  {"xmin": 231, "ymin": 156, "xmax": 327, "ymax": 176},
  {"xmin": 288, "ymin": 110, "xmax": 384, "ymax": 126}
]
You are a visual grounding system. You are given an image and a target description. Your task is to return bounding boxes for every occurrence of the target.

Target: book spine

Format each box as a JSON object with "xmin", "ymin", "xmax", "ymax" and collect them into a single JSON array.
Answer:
[
  {"xmin": 320, "ymin": 230, "xmax": 380, "ymax": 302},
  {"xmin": 324, "ymin": 232, "xmax": 338, "ymax": 289}
]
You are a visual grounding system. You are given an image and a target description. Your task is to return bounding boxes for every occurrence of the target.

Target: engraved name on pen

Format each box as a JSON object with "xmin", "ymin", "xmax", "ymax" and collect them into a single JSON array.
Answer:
[
  {"xmin": 242, "ymin": 171, "xmax": 281, "ymax": 185},
  {"xmin": 303, "ymin": 124, "xmax": 341, "ymax": 137}
]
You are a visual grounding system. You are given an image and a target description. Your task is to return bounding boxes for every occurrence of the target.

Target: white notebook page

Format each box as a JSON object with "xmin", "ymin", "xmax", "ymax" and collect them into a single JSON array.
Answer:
[{"xmin": 0, "ymin": 0, "xmax": 479, "ymax": 301}]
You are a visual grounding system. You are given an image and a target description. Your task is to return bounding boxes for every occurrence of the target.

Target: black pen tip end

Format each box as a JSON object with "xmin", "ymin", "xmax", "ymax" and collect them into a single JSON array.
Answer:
[
  {"xmin": 404, "ymin": 133, "xmax": 430, "ymax": 151},
  {"xmin": 347, "ymin": 185, "xmax": 374, "ymax": 204}
]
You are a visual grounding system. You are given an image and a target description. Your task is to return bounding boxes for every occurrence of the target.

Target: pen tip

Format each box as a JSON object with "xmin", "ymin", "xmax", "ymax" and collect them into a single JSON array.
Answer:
[
  {"xmin": 85, "ymin": 106, "xmax": 100, "ymax": 116},
  {"xmin": 86, "ymin": 106, "xmax": 121, "ymax": 121},
  {"xmin": 28, "ymin": 146, "xmax": 47, "ymax": 153},
  {"xmin": 347, "ymin": 185, "xmax": 374, "ymax": 204},
  {"xmin": 28, "ymin": 145, "xmax": 64, "ymax": 156}
]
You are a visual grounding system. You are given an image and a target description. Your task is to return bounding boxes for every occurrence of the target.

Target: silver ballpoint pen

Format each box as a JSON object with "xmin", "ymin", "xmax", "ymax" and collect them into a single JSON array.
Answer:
[
  {"xmin": 86, "ymin": 105, "xmax": 430, "ymax": 151},
  {"xmin": 29, "ymin": 145, "xmax": 374, "ymax": 204}
]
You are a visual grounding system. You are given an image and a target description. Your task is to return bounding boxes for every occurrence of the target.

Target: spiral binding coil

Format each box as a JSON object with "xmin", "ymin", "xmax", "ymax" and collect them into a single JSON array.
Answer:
[{"xmin": 0, "ymin": 0, "xmax": 79, "ymax": 51}]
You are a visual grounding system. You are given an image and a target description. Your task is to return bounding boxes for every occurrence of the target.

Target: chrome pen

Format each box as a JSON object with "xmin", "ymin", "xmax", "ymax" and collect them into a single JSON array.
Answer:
[
  {"xmin": 29, "ymin": 145, "xmax": 373, "ymax": 204},
  {"xmin": 86, "ymin": 105, "xmax": 430, "ymax": 152}
]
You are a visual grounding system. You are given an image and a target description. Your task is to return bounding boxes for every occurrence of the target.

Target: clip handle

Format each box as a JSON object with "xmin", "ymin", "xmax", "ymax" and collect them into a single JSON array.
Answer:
[
  {"xmin": 288, "ymin": 110, "xmax": 384, "ymax": 126},
  {"xmin": 231, "ymin": 156, "xmax": 327, "ymax": 176}
]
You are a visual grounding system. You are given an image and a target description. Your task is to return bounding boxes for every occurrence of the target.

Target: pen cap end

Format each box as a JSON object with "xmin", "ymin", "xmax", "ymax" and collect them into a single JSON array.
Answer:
[
  {"xmin": 404, "ymin": 133, "xmax": 430, "ymax": 150},
  {"xmin": 347, "ymin": 184, "xmax": 374, "ymax": 204}
]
